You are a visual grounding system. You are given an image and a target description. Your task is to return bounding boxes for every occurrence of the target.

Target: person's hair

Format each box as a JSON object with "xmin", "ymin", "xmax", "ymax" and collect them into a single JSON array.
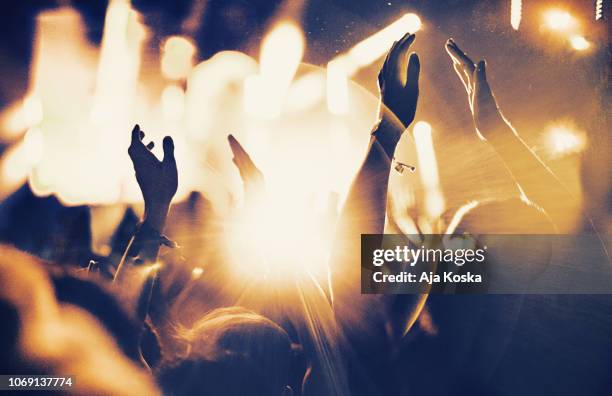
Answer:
[
  {"xmin": 157, "ymin": 306, "xmax": 292, "ymax": 396},
  {"xmin": 445, "ymin": 197, "xmax": 556, "ymax": 236}
]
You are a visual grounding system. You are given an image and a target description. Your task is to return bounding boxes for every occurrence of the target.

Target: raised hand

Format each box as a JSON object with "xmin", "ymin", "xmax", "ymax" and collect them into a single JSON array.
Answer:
[
  {"xmin": 228, "ymin": 134, "xmax": 265, "ymax": 199},
  {"xmin": 445, "ymin": 39, "xmax": 506, "ymax": 139},
  {"xmin": 128, "ymin": 124, "xmax": 178, "ymax": 230},
  {"xmin": 378, "ymin": 32, "xmax": 420, "ymax": 128}
]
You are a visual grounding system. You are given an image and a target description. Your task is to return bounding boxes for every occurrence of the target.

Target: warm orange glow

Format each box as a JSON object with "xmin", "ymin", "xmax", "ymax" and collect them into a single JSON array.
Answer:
[
  {"xmin": 543, "ymin": 124, "xmax": 587, "ymax": 158},
  {"xmin": 413, "ymin": 121, "xmax": 445, "ymax": 220},
  {"xmin": 569, "ymin": 35, "xmax": 590, "ymax": 51},
  {"xmin": 333, "ymin": 13, "xmax": 421, "ymax": 76},
  {"xmin": 543, "ymin": 9, "xmax": 575, "ymax": 31},
  {"xmin": 191, "ymin": 267, "xmax": 204, "ymax": 278},
  {"xmin": 225, "ymin": 196, "xmax": 330, "ymax": 284}
]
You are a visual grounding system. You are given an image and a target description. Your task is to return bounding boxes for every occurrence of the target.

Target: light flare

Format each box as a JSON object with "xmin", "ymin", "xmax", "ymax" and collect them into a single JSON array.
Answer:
[
  {"xmin": 511, "ymin": 0, "xmax": 522, "ymax": 30},
  {"xmin": 225, "ymin": 195, "xmax": 331, "ymax": 285},
  {"xmin": 596, "ymin": 0, "xmax": 603, "ymax": 20},
  {"xmin": 326, "ymin": 60, "xmax": 349, "ymax": 115},
  {"xmin": 161, "ymin": 36, "xmax": 197, "ymax": 80},
  {"xmin": 543, "ymin": 124, "xmax": 587, "ymax": 158},
  {"xmin": 569, "ymin": 35, "xmax": 590, "ymax": 51},
  {"xmin": 543, "ymin": 9, "xmax": 575, "ymax": 31},
  {"xmin": 333, "ymin": 13, "xmax": 421, "ymax": 76},
  {"xmin": 244, "ymin": 21, "xmax": 305, "ymax": 118},
  {"xmin": 0, "ymin": 127, "xmax": 44, "ymax": 195},
  {"xmin": 161, "ymin": 85, "xmax": 186, "ymax": 122}
]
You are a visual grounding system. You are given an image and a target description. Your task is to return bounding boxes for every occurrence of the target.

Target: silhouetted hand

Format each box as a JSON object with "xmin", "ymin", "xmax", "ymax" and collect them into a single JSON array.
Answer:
[
  {"xmin": 228, "ymin": 134, "xmax": 265, "ymax": 198},
  {"xmin": 378, "ymin": 32, "xmax": 420, "ymax": 128},
  {"xmin": 445, "ymin": 39, "xmax": 506, "ymax": 139},
  {"xmin": 128, "ymin": 124, "xmax": 177, "ymax": 229}
]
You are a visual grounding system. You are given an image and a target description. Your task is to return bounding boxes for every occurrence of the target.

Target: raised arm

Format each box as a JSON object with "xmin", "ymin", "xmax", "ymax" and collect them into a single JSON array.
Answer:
[
  {"xmin": 114, "ymin": 125, "xmax": 178, "ymax": 281},
  {"xmin": 445, "ymin": 39, "xmax": 578, "ymax": 230},
  {"xmin": 333, "ymin": 32, "xmax": 420, "ymax": 274},
  {"xmin": 329, "ymin": 34, "xmax": 424, "ymax": 357},
  {"xmin": 228, "ymin": 134, "xmax": 265, "ymax": 203}
]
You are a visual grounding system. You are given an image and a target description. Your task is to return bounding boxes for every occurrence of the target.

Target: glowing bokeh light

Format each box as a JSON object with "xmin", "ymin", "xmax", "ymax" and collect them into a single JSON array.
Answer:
[
  {"xmin": 161, "ymin": 36, "xmax": 196, "ymax": 80},
  {"xmin": 543, "ymin": 124, "xmax": 587, "ymax": 158},
  {"xmin": 191, "ymin": 267, "xmax": 204, "ymax": 278},
  {"xmin": 333, "ymin": 13, "xmax": 421, "ymax": 76},
  {"xmin": 244, "ymin": 21, "xmax": 305, "ymax": 118},
  {"xmin": 543, "ymin": 9, "xmax": 575, "ymax": 31},
  {"xmin": 596, "ymin": 0, "xmax": 603, "ymax": 20},
  {"xmin": 225, "ymin": 196, "xmax": 331, "ymax": 285},
  {"xmin": 511, "ymin": 0, "xmax": 522, "ymax": 30},
  {"xmin": 326, "ymin": 59, "xmax": 349, "ymax": 115},
  {"xmin": 569, "ymin": 35, "xmax": 590, "ymax": 51}
]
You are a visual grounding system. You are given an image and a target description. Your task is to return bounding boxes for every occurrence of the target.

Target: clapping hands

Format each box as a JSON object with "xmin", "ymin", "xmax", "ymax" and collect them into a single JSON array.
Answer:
[
  {"xmin": 445, "ymin": 39, "xmax": 507, "ymax": 140},
  {"xmin": 378, "ymin": 32, "xmax": 420, "ymax": 128}
]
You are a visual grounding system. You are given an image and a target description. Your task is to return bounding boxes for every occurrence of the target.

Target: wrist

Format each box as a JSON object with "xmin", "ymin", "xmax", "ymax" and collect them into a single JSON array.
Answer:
[
  {"xmin": 371, "ymin": 115, "xmax": 403, "ymax": 158},
  {"xmin": 144, "ymin": 202, "xmax": 170, "ymax": 232}
]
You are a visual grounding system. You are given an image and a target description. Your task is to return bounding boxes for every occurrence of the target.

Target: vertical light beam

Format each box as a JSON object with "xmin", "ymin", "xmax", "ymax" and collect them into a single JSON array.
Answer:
[
  {"xmin": 511, "ymin": 0, "xmax": 522, "ymax": 30},
  {"xmin": 596, "ymin": 0, "xmax": 603, "ymax": 20}
]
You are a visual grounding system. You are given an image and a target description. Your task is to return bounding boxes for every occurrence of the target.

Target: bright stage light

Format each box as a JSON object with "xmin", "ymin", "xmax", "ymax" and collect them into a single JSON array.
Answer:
[
  {"xmin": 333, "ymin": 13, "xmax": 422, "ymax": 76},
  {"xmin": 543, "ymin": 124, "xmax": 586, "ymax": 158},
  {"xmin": 191, "ymin": 267, "xmax": 204, "ymax": 278},
  {"xmin": 244, "ymin": 21, "xmax": 305, "ymax": 118},
  {"xmin": 225, "ymin": 195, "xmax": 330, "ymax": 285},
  {"xmin": 161, "ymin": 85, "xmax": 185, "ymax": 121},
  {"xmin": 161, "ymin": 36, "xmax": 196, "ymax": 80},
  {"xmin": 0, "ymin": 127, "xmax": 44, "ymax": 198},
  {"xmin": 596, "ymin": 0, "xmax": 603, "ymax": 20},
  {"xmin": 326, "ymin": 59, "xmax": 349, "ymax": 115},
  {"xmin": 543, "ymin": 9, "xmax": 575, "ymax": 31},
  {"xmin": 569, "ymin": 35, "xmax": 590, "ymax": 51},
  {"xmin": 511, "ymin": 0, "xmax": 522, "ymax": 30}
]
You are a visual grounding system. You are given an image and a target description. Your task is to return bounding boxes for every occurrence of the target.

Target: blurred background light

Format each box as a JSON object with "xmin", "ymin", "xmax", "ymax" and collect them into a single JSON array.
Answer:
[
  {"xmin": 543, "ymin": 9, "xmax": 575, "ymax": 31},
  {"xmin": 569, "ymin": 34, "xmax": 590, "ymax": 50},
  {"xmin": 543, "ymin": 123, "xmax": 587, "ymax": 158},
  {"xmin": 511, "ymin": 0, "xmax": 522, "ymax": 30},
  {"xmin": 161, "ymin": 36, "xmax": 197, "ymax": 80},
  {"xmin": 595, "ymin": 0, "xmax": 603, "ymax": 20}
]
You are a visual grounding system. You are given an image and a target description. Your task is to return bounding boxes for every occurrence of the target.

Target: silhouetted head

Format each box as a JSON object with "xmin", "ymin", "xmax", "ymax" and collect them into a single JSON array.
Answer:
[
  {"xmin": 444, "ymin": 197, "xmax": 556, "ymax": 291},
  {"xmin": 0, "ymin": 245, "xmax": 160, "ymax": 395},
  {"xmin": 158, "ymin": 306, "xmax": 293, "ymax": 396}
]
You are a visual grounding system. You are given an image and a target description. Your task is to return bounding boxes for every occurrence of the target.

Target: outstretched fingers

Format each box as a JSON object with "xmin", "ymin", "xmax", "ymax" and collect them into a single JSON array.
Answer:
[
  {"xmin": 445, "ymin": 39, "xmax": 476, "ymax": 99},
  {"xmin": 386, "ymin": 33, "xmax": 416, "ymax": 88},
  {"xmin": 405, "ymin": 52, "xmax": 420, "ymax": 97},
  {"xmin": 228, "ymin": 134, "xmax": 254, "ymax": 170}
]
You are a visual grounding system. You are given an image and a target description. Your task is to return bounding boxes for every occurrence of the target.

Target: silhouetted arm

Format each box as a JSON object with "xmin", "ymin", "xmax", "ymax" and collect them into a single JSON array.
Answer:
[
  {"xmin": 114, "ymin": 125, "xmax": 178, "ymax": 281},
  {"xmin": 446, "ymin": 39, "xmax": 576, "ymax": 229},
  {"xmin": 333, "ymin": 32, "xmax": 420, "ymax": 279}
]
